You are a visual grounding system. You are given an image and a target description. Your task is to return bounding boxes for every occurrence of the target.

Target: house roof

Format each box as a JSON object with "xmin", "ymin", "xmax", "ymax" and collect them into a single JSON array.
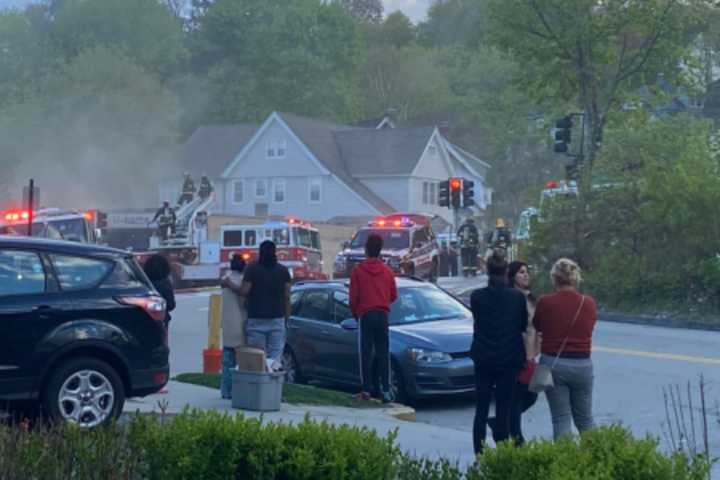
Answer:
[
  {"xmin": 280, "ymin": 113, "xmax": 395, "ymax": 214},
  {"xmin": 173, "ymin": 124, "xmax": 258, "ymax": 179},
  {"xmin": 333, "ymin": 127, "xmax": 436, "ymax": 176}
]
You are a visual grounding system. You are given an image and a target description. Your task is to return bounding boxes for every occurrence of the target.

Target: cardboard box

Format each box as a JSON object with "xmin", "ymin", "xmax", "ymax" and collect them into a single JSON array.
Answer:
[{"xmin": 234, "ymin": 346, "xmax": 266, "ymax": 372}]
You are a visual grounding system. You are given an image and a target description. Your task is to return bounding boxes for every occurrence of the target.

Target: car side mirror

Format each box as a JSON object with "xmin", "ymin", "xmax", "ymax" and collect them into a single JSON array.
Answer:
[{"xmin": 340, "ymin": 318, "xmax": 358, "ymax": 331}]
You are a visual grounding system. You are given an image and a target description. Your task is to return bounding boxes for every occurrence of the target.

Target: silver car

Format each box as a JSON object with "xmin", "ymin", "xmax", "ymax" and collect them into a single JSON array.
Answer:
[{"xmin": 283, "ymin": 277, "xmax": 474, "ymax": 403}]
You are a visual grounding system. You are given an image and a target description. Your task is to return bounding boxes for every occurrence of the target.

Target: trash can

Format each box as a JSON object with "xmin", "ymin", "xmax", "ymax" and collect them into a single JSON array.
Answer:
[{"xmin": 231, "ymin": 369, "xmax": 284, "ymax": 411}]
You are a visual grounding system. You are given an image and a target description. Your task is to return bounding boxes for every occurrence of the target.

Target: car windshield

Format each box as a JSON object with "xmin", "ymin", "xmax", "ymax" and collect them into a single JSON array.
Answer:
[
  {"xmin": 0, "ymin": 222, "xmax": 64, "ymax": 239},
  {"xmin": 350, "ymin": 229, "xmax": 409, "ymax": 250},
  {"xmin": 294, "ymin": 227, "xmax": 320, "ymax": 250},
  {"xmin": 389, "ymin": 286, "xmax": 470, "ymax": 325},
  {"xmin": 48, "ymin": 218, "xmax": 88, "ymax": 242}
]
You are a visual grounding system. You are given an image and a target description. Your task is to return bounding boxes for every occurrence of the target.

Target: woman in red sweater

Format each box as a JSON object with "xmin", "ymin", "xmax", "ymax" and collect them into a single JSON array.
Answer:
[{"xmin": 533, "ymin": 258, "xmax": 597, "ymax": 439}]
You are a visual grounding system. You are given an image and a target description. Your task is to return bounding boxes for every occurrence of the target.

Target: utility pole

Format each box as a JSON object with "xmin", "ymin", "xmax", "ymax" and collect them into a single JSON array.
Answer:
[{"xmin": 27, "ymin": 179, "xmax": 34, "ymax": 237}]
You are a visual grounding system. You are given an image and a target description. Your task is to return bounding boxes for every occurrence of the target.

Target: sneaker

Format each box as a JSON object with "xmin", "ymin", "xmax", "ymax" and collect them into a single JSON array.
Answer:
[{"xmin": 356, "ymin": 391, "xmax": 372, "ymax": 401}]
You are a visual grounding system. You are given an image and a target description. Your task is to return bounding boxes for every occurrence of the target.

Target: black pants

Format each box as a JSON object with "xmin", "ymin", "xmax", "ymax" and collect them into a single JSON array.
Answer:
[
  {"xmin": 461, "ymin": 248, "xmax": 477, "ymax": 275},
  {"xmin": 473, "ymin": 366, "xmax": 519, "ymax": 455},
  {"xmin": 488, "ymin": 383, "xmax": 538, "ymax": 446},
  {"xmin": 359, "ymin": 310, "xmax": 390, "ymax": 394}
]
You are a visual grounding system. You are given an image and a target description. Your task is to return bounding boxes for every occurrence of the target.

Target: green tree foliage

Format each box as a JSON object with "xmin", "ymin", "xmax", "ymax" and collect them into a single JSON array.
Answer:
[
  {"xmin": 0, "ymin": 10, "xmax": 48, "ymax": 109},
  {"xmin": 190, "ymin": 0, "xmax": 363, "ymax": 123},
  {"xmin": 364, "ymin": 10, "xmax": 416, "ymax": 49},
  {"xmin": 337, "ymin": 0, "xmax": 383, "ymax": 23},
  {"xmin": 418, "ymin": 0, "xmax": 488, "ymax": 48}
]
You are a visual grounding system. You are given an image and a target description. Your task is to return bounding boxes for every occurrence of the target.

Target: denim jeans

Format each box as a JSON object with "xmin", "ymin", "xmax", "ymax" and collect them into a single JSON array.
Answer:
[
  {"xmin": 245, "ymin": 318, "xmax": 286, "ymax": 360},
  {"xmin": 220, "ymin": 347, "xmax": 236, "ymax": 400},
  {"xmin": 540, "ymin": 355, "xmax": 595, "ymax": 439}
]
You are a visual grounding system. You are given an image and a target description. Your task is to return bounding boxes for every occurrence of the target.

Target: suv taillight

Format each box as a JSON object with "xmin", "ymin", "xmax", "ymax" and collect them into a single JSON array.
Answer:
[{"xmin": 117, "ymin": 295, "xmax": 167, "ymax": 322}]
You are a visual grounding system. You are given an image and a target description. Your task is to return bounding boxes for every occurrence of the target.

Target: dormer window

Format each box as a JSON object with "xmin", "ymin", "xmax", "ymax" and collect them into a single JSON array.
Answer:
[{"xmin": 267, "ymin": 140, "xmax": 287, "ymax": 158}]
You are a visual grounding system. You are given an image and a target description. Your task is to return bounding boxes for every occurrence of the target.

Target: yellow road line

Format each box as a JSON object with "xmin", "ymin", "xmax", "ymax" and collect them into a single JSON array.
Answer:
[{"xmin": 593, "ymin": 346, "xmax": 720, "ymax": 365}]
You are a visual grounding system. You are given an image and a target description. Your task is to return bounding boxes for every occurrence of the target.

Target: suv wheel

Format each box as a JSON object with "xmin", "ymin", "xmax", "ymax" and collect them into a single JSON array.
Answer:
[
  {"xmin": 42, "ymin": 357, "xmax": 125, "ymax": 428},
  {"xmin": 282, "ymin": 348, "xmax": 305, "ymax": 384},
  {"xmin": 391, "ymin": 360, "xmax": 410, "ymax": 405}
]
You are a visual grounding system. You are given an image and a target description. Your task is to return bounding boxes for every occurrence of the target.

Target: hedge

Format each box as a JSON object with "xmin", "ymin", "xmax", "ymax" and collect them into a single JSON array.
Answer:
[{"xmin": 0, "ymin": 412, "xmax": 711, "ymax": 479}]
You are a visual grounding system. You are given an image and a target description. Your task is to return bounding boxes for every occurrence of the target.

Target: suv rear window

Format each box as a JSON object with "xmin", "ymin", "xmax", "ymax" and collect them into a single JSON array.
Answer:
[
  {"xmin": 101, "ymin": 258, "xmax": 146, "ymax": 289},
  {"xmin": 50, "ymin": 254, "xmax": 112, "ymax": 291},
  {"xmin": 0, "ymin": 250, "xmax": 46, "ymax": 296}
]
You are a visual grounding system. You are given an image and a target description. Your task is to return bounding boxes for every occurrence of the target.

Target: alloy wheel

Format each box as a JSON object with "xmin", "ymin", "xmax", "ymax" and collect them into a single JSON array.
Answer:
[{"xmin": 57, "ymin": 370, "xmax": 115, "ymax": 428}]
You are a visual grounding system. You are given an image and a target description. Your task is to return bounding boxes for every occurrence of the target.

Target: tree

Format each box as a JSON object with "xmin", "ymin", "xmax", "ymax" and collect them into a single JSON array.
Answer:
[
  {"xmin": 337, "ymin": 0, "xmax": 383, "ymax": 23},
  {"xmin": 486, "ymin": 0, "xmax": 710, "ymax": 184},
  {"xmin": 418, "ymin": 0, "xmax": 488, "ymax": 48},
  {"xmin": 0, "ymin": 10, "xmax": 47, "ymax": 109},
  {"xmin": 190, "ymin": 0, "xmax": 364, "ymax": 124},
  {"xmin": 364, "ymin": 11, "xmax": 415, "ymax": 48}
]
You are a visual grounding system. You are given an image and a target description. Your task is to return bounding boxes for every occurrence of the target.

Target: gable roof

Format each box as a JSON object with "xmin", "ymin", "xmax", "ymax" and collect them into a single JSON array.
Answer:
[
  {"xmin": 173, "ymin": 124, "xmax": 258, "ymax": 179},
  {"xmin": 333, "ymin": 127, "xmax": 436, "ymax": 176},
  {"xmin": 279, "ymin": 113, "xmax": 395, "ymax": 214}
]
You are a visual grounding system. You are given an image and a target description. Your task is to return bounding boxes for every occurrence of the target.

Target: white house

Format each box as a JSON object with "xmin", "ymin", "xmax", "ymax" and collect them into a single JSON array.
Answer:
[{"xmin": 160, "ymin": 111, "xmax": 491, "ymax": 224}]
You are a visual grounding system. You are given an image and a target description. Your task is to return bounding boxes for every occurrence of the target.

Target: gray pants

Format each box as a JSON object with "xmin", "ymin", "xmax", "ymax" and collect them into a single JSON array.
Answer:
[
  {"xmin": 540, "ymin": 355, "xmax": 595, "ymax": 439},
  {"xmin": 245, "ymin": 318, "xmax": 285, "ymax": 360}
]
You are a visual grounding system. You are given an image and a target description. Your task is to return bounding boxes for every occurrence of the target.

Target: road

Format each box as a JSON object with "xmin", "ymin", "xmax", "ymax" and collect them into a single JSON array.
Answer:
[{"xmin": 169, "ymin": 277, "xmax": 720, "ymax": 468}]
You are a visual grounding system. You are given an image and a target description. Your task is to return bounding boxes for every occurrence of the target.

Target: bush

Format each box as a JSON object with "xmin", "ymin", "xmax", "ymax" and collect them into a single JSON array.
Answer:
[{"xmin": 467, "ymin": 425, "xmax": 711, "ymax": 480}]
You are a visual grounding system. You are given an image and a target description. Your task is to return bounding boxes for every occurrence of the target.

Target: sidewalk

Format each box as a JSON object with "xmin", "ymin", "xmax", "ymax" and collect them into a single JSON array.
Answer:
[{"xmin": 123, "ymin": 381, "xmax": 477, "ymax": 468}]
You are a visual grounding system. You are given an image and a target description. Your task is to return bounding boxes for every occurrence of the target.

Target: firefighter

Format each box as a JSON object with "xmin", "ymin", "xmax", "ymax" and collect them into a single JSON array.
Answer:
[
  {"xmin": 152, "ymin": 201, "xmax": 176, "ymax": 241},
  {"xmin": 178, "ymin": 172, "xmax": 196, "ymax": 206},
  {"xmin": 485, "ymin": 218, "xmax": 513, "ymax": 261},
  {"xmin": 199, "ymin": 175, "xmax": 214, "ymax": 200},
  {"xmin": 457, "ymin": 218, "xmax": 480, "ymax": 277}
]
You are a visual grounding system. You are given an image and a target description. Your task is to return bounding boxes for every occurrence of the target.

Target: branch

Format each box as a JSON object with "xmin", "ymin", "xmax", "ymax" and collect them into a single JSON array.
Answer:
[{"xmin": 528, "ymin": 0, "xmax": 576, "ymax": 61}]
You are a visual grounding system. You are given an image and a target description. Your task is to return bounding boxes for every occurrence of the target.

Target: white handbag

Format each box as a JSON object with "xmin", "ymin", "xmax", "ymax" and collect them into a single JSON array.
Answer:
[{"xmin": 528, "ymin": 296, "xmax": 585, "ymax": 394}]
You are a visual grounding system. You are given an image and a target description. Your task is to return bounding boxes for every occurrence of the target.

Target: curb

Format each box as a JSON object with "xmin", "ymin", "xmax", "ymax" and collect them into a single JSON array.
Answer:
[
  {"xmin": 382, "ymin": 404, "xmax": 416, "ymax": 422},
  {"xmin": 599, "ymin": 312, "xmax": 720, "ymax": 332}
]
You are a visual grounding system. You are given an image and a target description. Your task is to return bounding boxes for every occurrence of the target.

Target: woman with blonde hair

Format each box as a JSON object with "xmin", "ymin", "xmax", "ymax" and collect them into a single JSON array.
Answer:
[{"xmin": 533, "ymin": 258, "xmax": 597, "ymax": 439}]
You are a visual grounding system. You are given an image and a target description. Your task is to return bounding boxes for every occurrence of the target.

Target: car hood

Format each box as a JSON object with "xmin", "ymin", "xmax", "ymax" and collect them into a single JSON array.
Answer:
[
  {"xmin": 391, "ymin": 317, "xmax": 473, "ymax": 353},
  {"xmin": 341, "ymin": 248, "xmax": 409, "ymax": 259}
]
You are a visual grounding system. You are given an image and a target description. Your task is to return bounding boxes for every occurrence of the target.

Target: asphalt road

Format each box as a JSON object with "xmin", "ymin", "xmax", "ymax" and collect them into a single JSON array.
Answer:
[{"xmin": 169, "ymin": 278, "xmax": 720, "ymax": 468}]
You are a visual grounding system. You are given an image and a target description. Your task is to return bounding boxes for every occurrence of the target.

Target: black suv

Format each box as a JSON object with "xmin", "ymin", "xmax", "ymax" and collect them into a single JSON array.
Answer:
[{"xmin": 0, "ymin": 236, "xmax": 169, "ymax": 427}]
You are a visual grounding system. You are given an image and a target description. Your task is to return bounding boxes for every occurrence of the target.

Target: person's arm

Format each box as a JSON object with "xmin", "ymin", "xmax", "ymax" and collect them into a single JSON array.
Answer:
[
  {"xmin": 165, "ymin": 283, "xmax": 176, "ymax": 313},
  {"xmin": 389, "ymin": 271, "xmax": 398, "ymax": 304}
]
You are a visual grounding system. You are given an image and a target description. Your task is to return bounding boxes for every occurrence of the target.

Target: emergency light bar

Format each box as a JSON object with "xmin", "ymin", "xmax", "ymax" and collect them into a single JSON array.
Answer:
[
  {"xmin": 3, "ymin": 210, "xmax": 30, "ymax": 222},
  {"xmin": 368, "ymin": 216, "xmax": 415, "ymax": 228}
]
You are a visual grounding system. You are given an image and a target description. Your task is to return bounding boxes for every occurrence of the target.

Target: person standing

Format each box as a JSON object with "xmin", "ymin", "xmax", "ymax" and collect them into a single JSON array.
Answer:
[
  {"xmin": 219, "ymin": 255, "xmax": 247, "ymax": 399},
  {"xmin": 457, "ymin": 218, "xmax": 479, "ymax": 277},
  {"xmin": 470, "ymin": 254, "xmax": 528, "ymax": 455},
  {"xmin": 448, "ymin": 242, "xmax": 459, "ymax": 277},
  {"xmin": 143, "ymin": 254, "xmax": 175, "ymax": 329},
  {"xmin": 151, "ymin": 201, "xmax": 176, "ymax": 242},
  {"xmin": 232, "ymin": 241, "xmax": 291, "ymax": 365},
  {"xmin": 349, "ymin": 234, "xmax": 398, "ymax": 403},
  {"xmin": 199, "ymin": 175, "xmax": 214, "ymax": 200},
  {"xmin": 178, "ymin": 172, "xmax": 196, "ymax": 206},
  {"xmin": 533, "ymin": 258, "xmax": 597, "ymax": 439}
]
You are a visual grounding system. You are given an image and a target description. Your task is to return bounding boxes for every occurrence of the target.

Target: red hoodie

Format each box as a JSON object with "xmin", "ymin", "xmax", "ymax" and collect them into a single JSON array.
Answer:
[{"xmin": 349, "ymin": 258, "xmax": 398, "ymax": 318}]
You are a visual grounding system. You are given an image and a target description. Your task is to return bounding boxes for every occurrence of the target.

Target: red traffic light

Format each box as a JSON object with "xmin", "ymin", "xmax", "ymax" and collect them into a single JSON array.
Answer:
[{"xmin": 449, "ymin": 178, "xmax": 461, "ymax": 190}]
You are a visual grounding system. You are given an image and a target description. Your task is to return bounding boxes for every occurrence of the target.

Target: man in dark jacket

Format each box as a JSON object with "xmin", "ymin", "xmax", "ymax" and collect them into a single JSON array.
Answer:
[
  {"xmin": 349, "ymin": 234, "xmax": 398, "ymax": 403},
  {"xmin": 470, "ymin": 254, "xmax": 527, "ymax": 454}
]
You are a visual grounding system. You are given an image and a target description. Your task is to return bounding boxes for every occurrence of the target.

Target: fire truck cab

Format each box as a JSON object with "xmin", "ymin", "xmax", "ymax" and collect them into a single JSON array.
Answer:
[
  {"xmin": 220, "ymin": 218, "xmax": 327, "ymax": 281},
  {"xmin": 0, "ymin": 208, "xmax": 99, "ymax": 244}
]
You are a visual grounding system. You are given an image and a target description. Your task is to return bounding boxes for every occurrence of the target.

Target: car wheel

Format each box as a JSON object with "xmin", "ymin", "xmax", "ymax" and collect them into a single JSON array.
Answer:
[
  {"xmin": 390, "ymin": 360, "xmax": 410, "ymax": 405},
  {"xmin": 42, "ymin": 357, "xmax": 125, "ymax": 428},
  {"xmin": 282, "ymin": 348, "xmax": 305, "ymax": 384}
]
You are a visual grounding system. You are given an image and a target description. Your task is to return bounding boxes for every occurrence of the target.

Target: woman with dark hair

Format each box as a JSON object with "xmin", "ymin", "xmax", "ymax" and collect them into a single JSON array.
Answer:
[
  {"xmin": 470, "ymin": 254, "xmax": 528, "ymax": 455},
  {"xmin": 143, "ymin": 254, "xmax": 175, "ymax": 328},
  {"xmin": 225, "ymin": 240, "xmax": 291, "ymax": 368},
  {"xmin": 219, "ymin": 255, "xmax": 247, "ymax": 399}
]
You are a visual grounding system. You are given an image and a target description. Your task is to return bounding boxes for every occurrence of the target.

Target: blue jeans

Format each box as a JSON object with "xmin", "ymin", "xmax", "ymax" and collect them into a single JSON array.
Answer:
[{"xmin": 220, "ymin": 347, "xmax": 236, "ymax": 399}]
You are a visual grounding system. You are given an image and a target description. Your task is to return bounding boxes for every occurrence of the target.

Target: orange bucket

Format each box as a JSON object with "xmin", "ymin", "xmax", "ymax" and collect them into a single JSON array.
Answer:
[{"xmin": 202, "ymin": 348, "xmax": 223, "ymax": 374}]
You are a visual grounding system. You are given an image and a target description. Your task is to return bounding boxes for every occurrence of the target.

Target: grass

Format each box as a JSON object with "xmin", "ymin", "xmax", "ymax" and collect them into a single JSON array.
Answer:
[{"xmin": 174, "ymin": 373, "xmax": 383, "ymax": 409}]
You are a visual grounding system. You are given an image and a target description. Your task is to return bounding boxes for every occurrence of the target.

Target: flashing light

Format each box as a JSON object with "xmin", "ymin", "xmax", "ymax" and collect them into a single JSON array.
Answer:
[
  {"xmin": 393, "ymin": 220, "xmax": 401, "ymax": 227},
  {"xmin": 378, "ymin": 219, "xmax": 386, "ymax": 226},
  {"xmin": 241, "ymin": 253, "xmax": 251, "ymax": 261},
  {"xmin": 83, "ymin": 211, "xmax": 94, "ymax": 221},
  {"xmin": 288, "ymin": 217, "xmax": 296, "ymax": 224},
  {"xmin": 20, "ymin": 211, "xmax": 29, "ymax": 220},
  {"xmin": 3, "ymin": 210, "xmax": 30, "ymax": 222},
  {"xmin": 450, "ymin": 178, "xmax": 461, "ymax": 190},
  {"xmin": 546, "ymin": 180, "xmax": 558, "ymax": 189}
]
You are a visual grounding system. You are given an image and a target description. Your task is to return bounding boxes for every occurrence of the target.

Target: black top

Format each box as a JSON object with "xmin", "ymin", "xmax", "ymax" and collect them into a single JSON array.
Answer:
[
  {"xmin": 470, "ymin": 276, "xmax": 528, "ymax": 369},
  {"xmin": 151, "ymin": 277, "xmax": 175, "ymax": 323},
  {"xmin": 244, "ymin": 262, "xmax": 291, "ymax": 319}
]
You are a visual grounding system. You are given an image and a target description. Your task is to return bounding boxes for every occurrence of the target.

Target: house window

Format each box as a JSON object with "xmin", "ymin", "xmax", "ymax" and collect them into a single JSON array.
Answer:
[
  {"xmin": 309, "ymin": 178, "xmax": 322, "ymax": 204},
  {"xmin": 273, "ymin": 178, "xmax": 286, "ymax": 203},
  {"xmin": 233, "ymin": 180, "xmax": 244, "ymax": 204},
  {"xmin": 422, "ymin": 182, "xmax": 429, "ymax": 205},
  {"xmin": 428, "ymin": 144, "xmax": 437, "ymax": 156},
  {"xmin": 255, "ymin": 179, "xmax": 268, "ymax": 198},
  {"xmin": 429, "ymin": 182, "xmax": 436, "ymax": 205},
  {"xmin": 266, "ymin": 140, "xmax": 287, "ymax": 159}
]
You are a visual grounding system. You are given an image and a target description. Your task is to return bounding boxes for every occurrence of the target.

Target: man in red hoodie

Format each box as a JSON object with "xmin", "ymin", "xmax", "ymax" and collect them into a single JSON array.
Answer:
[{"xmin": 349, "ymin": 233, "xmax": 398, "ymax": 403}]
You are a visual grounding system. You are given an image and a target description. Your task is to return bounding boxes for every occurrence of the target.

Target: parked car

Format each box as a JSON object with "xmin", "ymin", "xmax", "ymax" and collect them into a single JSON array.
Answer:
[
  {"xmin": 283, "ymin": 277, "xmax": 474, "ymax": 403},
  {"xmin": 0, "ymin": 236, "xmax": 169, "ymax": 427}
]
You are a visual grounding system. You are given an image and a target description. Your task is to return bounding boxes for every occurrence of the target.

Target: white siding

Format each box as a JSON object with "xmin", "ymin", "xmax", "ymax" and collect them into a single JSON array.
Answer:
[
  {"xmin": 408, "ymin": 178, "xmax": 453, "ymax": 223},
  {"xmin": 358, "ymin": 177, "xmax": 409, "ymax": 212}
]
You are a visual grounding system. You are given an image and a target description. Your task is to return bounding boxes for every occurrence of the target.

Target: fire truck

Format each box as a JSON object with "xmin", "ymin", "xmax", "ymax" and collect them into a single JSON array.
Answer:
[
  {"xmin": 220, "ymin": 218, "xmax": 327, "ymax": 281},
  {"xmin": 0, "ymin": 208, "xmax": 100, "ymax": 243},
  {"xmin": 333, "ymin": 213, "xmax": 439, "ymax": 281}
]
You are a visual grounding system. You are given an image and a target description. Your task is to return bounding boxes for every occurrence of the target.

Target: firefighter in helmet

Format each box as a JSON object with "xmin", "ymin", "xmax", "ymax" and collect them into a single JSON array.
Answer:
[
  {"xmin": 485, "ymin": 218, "xmax": 512, "ymax": 260},
  {"xmin": 457, "ymin": 217, "xmax": 480, "ymax": 277},
  {"xmin": 198, "ymin": 175, "xmax": 214, "ymax": 201},
  {"xmin": 178, "ymin": 172, "xmax": 196, "ymax": 206},
  {"xmin": 152, "ymin": 201, "xmax": 176, "ymax": 242}
]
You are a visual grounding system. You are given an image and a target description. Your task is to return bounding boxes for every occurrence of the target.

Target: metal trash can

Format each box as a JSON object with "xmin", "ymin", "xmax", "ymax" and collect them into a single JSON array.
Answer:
[{"xmin": 231, "ymin": 369, "xmax": 284, "ymax": 411}]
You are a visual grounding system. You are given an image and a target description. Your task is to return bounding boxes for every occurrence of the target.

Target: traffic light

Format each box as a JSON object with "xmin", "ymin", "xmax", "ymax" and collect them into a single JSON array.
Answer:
[
  {"xmin": 462, "ymin": 179, "xmax": 475, "ymax": 208},
  {"xmin": 438, "ymin": 180, "xmax": 450, "ymax": 207},
  {"xmin": 554, "ymin": 115, "xmax": 573, "ymax": 153},
  {"xmin": 449, "ymin": 177, "xmax": 461, "ymax": 209}
]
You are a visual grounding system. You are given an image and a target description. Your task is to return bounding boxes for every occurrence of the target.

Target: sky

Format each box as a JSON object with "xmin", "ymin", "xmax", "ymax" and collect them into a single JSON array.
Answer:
[{"xmin": 0, "ymin": 0, "xmax": 433, "ymax": 22}]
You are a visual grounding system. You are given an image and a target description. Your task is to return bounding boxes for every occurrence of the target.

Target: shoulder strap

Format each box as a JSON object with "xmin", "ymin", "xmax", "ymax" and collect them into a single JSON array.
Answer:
[{"xmin": 550, "ymin": 295, "xmax": 586, "ymax": 369}]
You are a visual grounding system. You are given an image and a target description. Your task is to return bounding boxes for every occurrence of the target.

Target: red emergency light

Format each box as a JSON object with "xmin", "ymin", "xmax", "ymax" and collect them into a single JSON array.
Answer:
[
  {"xmin": 546, "ymin": 180, "xmax": 558, "ymax": 189},
  {"xmin": 3, "ymin": 210, "xmax": 30, "ymax": 222},
  {"xmin": 83, "ymin": 211, "xmax": 94, "ymax": 221},
  {"xmin": 449, "ymin": 178, "xmax": 461, "ymax": 190}
]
